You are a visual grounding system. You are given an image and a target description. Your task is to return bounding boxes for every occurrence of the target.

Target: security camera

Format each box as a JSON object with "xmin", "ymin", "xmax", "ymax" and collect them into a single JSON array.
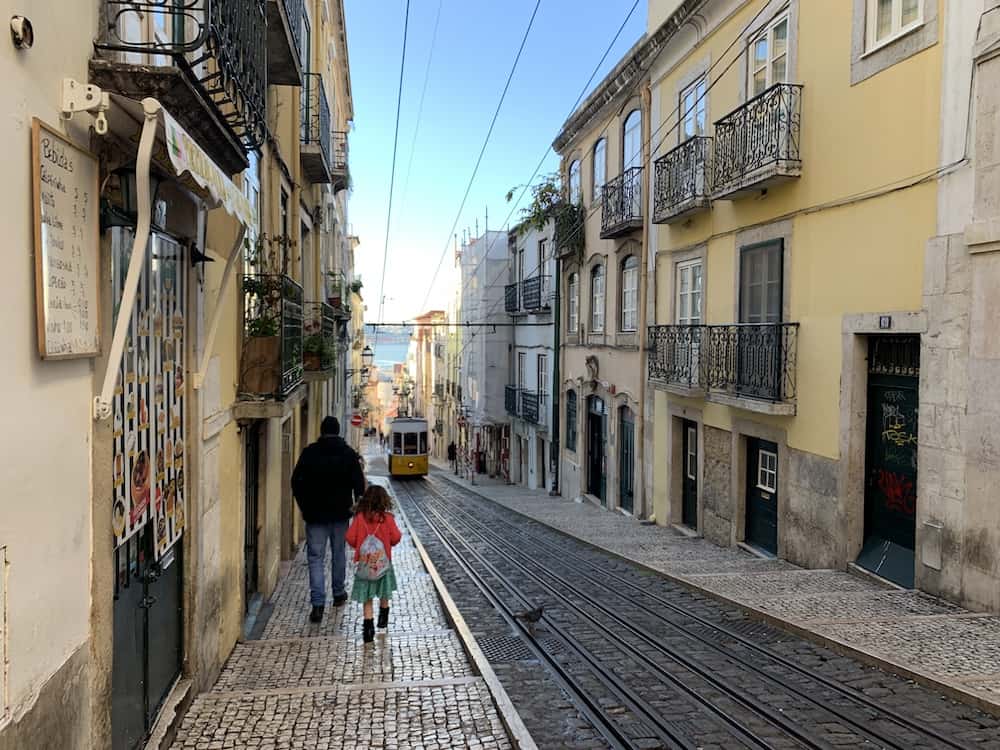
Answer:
[{"xmin": 10, "ymin": 16, "xmax": 33, "ymax": 50}]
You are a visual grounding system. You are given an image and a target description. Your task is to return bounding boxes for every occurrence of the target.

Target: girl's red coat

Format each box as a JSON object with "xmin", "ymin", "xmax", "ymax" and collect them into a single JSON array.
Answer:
[{"xmin": 346, "ymin": 511, "xmax": 402, "ymax": 562}]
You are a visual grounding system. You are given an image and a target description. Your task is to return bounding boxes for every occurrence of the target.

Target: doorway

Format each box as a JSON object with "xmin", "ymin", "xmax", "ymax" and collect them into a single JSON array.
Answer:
[
  {"xmin": 537, "ymin": 436, "xmax": 547, "ymax": 490},
  {"xmin": 587, "ymin": 396, "xmax": 607, "ymax": 503},
  {"xmin": 681, "ymin": 420, "xmax": 698, "ymax": 529},
  {"xmin": 857, "ymin": 335, "xmax": 919, "ymax": 587},
  {"xmin": 618, "ymin": 407, "xmax": 635, "ymax": 513},
  {"xmin": 745, "ymin": 437, "xmax": 779, "ymax": 554},
  {"xmin": 244, "ymin": 422, "xmax": 262, "ymax": 609}
]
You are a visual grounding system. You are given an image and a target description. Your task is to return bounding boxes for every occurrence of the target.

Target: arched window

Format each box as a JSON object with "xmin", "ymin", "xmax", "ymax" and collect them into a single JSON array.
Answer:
[
  {"xmin": 567, "ymin": 272, "xmax": 579, "ymax": 333},
  {"xmin": 620, "ymin": 255, "xmax": 639, "ymax": 332},
  {"xmin": 592, "ymin": 138, "xmax": 607, "ymax": 201},
  {"xmin": 623, "ymin": 110, "xmax": 642, "ymax": 170},
  {"xmin": 569, "ymin": 159, "xmax": 582, "ymax": 205},
  {"xmin": 591, "ymin": 264, "xmax": 605, "ymax": 332},
  {"xmin": 565, "ymin": 390, "xmax": 578, "ymax": 452}
]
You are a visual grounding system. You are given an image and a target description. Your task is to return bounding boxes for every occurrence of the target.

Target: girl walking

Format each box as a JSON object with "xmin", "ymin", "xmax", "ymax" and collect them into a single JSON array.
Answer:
[{"xmin": 346, "ymin": 485, "xmax": 402, "ymax": 643}]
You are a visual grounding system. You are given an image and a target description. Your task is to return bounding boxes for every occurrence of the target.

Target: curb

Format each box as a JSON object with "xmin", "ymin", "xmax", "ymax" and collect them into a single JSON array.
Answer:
[
  {"xmin": 428, "ymin": 471, "xmax": 1000, "ymax": 720},
  {"xmin": 390, "ymin": 487, "xmax": 539, "ymax": 750}
]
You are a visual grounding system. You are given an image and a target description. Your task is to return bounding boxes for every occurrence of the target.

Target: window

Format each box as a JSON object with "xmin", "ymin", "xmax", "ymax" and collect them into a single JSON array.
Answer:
[
  {"xmin": 419, "ymin": 431, "xmax": 428, "ymax": 454},
  {"xmin": 517, "ymin": 351, "xmax": 526, "ymax": 391},
  {"xmin": 300, "ymin": 6, "xmax": 312, "ymax": 73},
  {"xmin": 537, "ymin": 354, "xmax": 548, "ymax": 396},
  {"xmin": 567, "ymin": 273, "xmax": 579, "ymax": 333},
  {"xmin": 393, "ymin": 432, "xmax": 402, "ymax": 454},
  {"xmin": 569, "ymin": 160, "xmax": 582, "ymax": 205},
  {"xmin": 680, "ymin": 76, "xmax": 707, "ymax": 141},
  {"xmin": 403, "ymin": 432, "xmax": 418, "ymax": 455},
  {"xmin": 593, "ymin": 138, "xmax": 607, "ymax": 201},
  {"xmin": 591, "ymin": 265, "xmax": 605, "ymax": 332},
  {"xmin": 757, "ymin": 449, "xmax": 778, "ymax": 492},
  {"xmin": 867, "ymin": 0, "xmax": 922, "ymax": 50},
  {"xmin": 686, "ymin": 427, "xmax": 697, "ymax": 480},
  {"xmin": 740, "ymin": 241, "xmax": 782, "ymax": 324},
  {"xmin": 623, "ymin": 110, "xmax": 642, "ymax": 169},
  {"xmin": 676, "ymin": 260, "xmax": 703, "ymax": 325},
  {"xmin": 620, "ymin": 256, "xmax": 639, "ymax": 332},
  {"xmin": 749, "ymin": 14, "xmax": 789, "ymax": 96},
  {"xmin": 566, "ymin": 391, "xmax": 578, "ymax": 452}
]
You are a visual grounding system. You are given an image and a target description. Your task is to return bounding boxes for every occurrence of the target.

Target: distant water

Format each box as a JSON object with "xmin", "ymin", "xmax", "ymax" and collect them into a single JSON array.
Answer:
[{"xmin": 371, "ymin": 342, "xmax": 409, "ymax": 369}]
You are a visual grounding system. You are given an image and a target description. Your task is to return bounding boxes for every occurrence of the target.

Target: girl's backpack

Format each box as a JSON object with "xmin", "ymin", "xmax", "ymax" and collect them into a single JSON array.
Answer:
[{"xmin": 356, "ymin": 518, "xmax": 389, "ymax": 581}]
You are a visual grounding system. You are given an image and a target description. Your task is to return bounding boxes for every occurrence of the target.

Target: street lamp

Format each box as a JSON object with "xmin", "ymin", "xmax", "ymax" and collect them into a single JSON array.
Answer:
[{"xmin": 361, "ymin": 345, "xmax": 374, "ymax": 369}]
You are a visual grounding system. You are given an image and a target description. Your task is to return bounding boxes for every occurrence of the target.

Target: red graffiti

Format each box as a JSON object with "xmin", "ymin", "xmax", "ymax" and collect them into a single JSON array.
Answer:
[{"xmin": 877, "ymin": 469, "xmax": 915, "ymax": 516}]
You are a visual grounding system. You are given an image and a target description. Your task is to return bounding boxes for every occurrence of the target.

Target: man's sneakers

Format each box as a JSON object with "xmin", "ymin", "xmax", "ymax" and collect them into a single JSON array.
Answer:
[
  {"xmin": 333, "ymin": 593, "xmax": 349, "ymax": 606},
  {"xmin": 309, "ymin": 605, "xmax": 324, "ymax": 623}
]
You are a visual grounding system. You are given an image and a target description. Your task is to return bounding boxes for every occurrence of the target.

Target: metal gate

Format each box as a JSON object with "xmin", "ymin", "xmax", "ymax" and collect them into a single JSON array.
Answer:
[
  {"xmin": 110, "ymin": 228, "xmax": 185, "ymax": 750},
  {"xmin": 618, "ymin": 407, "xmax": 635, "ymax": 513},
  {"xmin": 245, "ymin": 422, "xmax": 262, "ymax": 608},
  {"xmin": 858, "ymin": 335, "xmax": 919, "ymax": 587},
  {"xmin": 587, "ymin": 396, "xmax": 606, "ymax": 503}
]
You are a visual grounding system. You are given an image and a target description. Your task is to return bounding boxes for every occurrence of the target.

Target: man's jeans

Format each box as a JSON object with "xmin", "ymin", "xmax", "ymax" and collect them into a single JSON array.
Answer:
[{"xmin": 306, "ymin": 520, "xmax": 349, "ymax": 606}]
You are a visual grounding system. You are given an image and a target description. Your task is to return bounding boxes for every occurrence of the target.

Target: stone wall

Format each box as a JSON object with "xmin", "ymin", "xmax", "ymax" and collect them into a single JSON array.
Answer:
[
  {"xmin": 701, "ymin": 425, "xmax": 733, "ymax": 546},
  {"xmin": 785, "ymin": 449, "xmax": 842, "ymax": 568}
]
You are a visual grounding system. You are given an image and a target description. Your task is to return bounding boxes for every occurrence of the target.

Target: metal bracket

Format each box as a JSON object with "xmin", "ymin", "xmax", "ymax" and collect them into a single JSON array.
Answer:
[{"xmin": 61, "ymin": 78, "xmax": 110, "ymax": 135}]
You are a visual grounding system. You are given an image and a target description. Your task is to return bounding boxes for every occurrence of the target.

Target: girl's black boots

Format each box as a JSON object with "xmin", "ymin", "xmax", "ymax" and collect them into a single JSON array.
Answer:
[
  {"xmin": 377, "ymin": 606, "xmax": 390, "ymax": 629},
  {"xmin": 362, "ymin": 618, "xmax": 375, "ymax": 644}
]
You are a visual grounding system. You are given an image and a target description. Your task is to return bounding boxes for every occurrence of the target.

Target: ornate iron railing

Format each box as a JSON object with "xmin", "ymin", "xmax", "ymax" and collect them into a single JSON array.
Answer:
[
  {"xmin": 282, "ymin": 0, "xmax": 303, "ymax": 58},
  {"xmin": 522, "ymin": 275, "xmax": 550, "ymax": 311},
  {"xmin": 554, "ymin": 201, "xmax": 586, "ymax": 259},
  {"xmin": 301, "ymin": 73, "xmax": 332, "ymax": 163},
  {"xmin": 243, "ymin": 273, "xmax": 303, "ymax": 396},
  {"xmin": 505, "ymin": 385, "xmax": 520, "ymax": 416},
  {"xmin": 648, "ymin": 323, "xmax": 798, "ymax": 403},
  {"xmin": 520, "ymin": 390, "xmax": 541, "ymax": 424},
  {"xmin": 601, "ymin": 166, "xmax": 644, "ymax": 237},
  {"xmin": 97, "ymin": 0, "xmax": 267, "ymax": 149},
  {"xmin": 653, "ymin": 136, "xmax": 712, "ymax": 222},
  {"xmin": 303, "ymin": 301, "xmax": 336, "ymax": 371},
  {"xmin": 504, "ymin": 283, "xmax": 519, "ymax": 314},
  {"xmin": 332, "ymin": 131, "xmax": 349, "ymax": 172},
  {"xmin": 712, "ymin": 83, "xmax": 802, "ymax": 196}
]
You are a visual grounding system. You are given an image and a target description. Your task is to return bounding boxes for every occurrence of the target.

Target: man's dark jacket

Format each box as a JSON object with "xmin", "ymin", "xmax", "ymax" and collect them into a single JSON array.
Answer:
[{"xmin": 291, "ymin": 435, "xmax": 365, "ymax": 524}]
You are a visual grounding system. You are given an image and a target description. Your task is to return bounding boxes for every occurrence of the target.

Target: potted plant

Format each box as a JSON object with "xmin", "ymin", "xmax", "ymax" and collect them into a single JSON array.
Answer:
[
  {"xmin": 303, "ymin": 333, "xmax": 332, "ymax": 371},
  {"xmin": 350, "ymin": 277, "xmax": 363, "ymax": 295}
]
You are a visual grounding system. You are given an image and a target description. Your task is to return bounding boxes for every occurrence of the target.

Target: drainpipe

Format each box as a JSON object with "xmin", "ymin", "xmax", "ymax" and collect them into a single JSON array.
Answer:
[
  {"xmin": 550, "ymin": 235, "xmax": 561, "ymax": 496},
  {"xmin": 636, "ymin": 82, "xmax": 652, "ymax": 519}
]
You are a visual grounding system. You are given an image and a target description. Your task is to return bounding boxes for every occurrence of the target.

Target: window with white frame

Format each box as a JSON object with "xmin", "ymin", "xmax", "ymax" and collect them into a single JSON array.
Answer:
[
  {"xmin": 680, "ymin": 76, "xmax": 707, "ymax": 141},
  {"xmin": 537, "ymin": 354, "xmax": 548, "ymax": 396},
  {"xmin": 686, "ymin": 426, "xmax": 697, "ymax": 480},
  {"xmin": 593, "ymin": 138, "xmax": 607, "ymax": 201},
  {"xmin": 757, "ymin": 449, "xmax": 778, "ymax": 492},
  {"xmin": 517, "ymin": 351, "xmax": 526, "ymax": 391},
  {"xmin": 749, "ymin": 13, "xmax": 789, "ymax": 97},
  {"xmin": 676, "ymin": 259, "xmax": 703, "ymax": 325},
  {"xmin": 620, "ymin": 256, "xmax": 639, "ymax": 332},
  {"xmin": 567, "ymin": 273, "xmax": 579, "ymax": 333},
  {"xmin": 591, "ymin": 264, "xmax": 605, "ymax": 332},
  {"xmin": 623, "ymin": 110, "xmax": 642, "ymax": 169},
  {"xmin": 569, "ymin": 160, "xmax": 582, "ymax": 205},
  {"xmin": 867, "ymin": 0, "xmax": 922, "ymax": 50}
]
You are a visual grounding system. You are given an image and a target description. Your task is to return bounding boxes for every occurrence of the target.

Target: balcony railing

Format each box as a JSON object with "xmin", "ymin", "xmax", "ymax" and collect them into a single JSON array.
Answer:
[
  {"xmin": 266, "ymin": 0, "xmax": 304, "ymax": 85},
  {"xmin": 522, "ymin": 275, "xmax": 551, "ymax": 311},
  {"xmin": 648, "ymin": 323, "xmax": 798, "ymax": 404},
  {"xmin": 303, "ymin": 301, "xmax": 336, "ymax": 372},
  {"xmin": 554, "ymin": 201, "xmax": 586, "ymax": 259},
  {"xmin": 504, "ymin": 284, "xmax": 519, "ymax": 315},
  {"xmin": 242, "ymin": 274, "xmax": 304, "ymax": 398},
  {"xmin": 331, "ymin": 131, "xmax": 349, "ymax": 192},
  {"xmin": 94, "ymin": 0, "xmax": 267, "ymax": 174},
  {"xmin": 505, "ymin": 385, "xmax": 520, "ymax": 416},
  {"xmin": 601, "ymin": 166, "xmax": 644, "ymax": 239},
  {"xmin": 653, "ymin": 136, "xmax": 712, "ymax": 224},
  {"xmin": 520, "ymin": 391, "xmax": 541, "ymax": 425},
  {"xmin": 712, "ymin": 83, "xmax": 803, "ymax": 200},
  {"xmin": 301, "ymin": 73, "xmax": 333, "ymax": 183},
  {"xmin": 327, "ymin": 272, "xmax": 350, "ymax": 318}
]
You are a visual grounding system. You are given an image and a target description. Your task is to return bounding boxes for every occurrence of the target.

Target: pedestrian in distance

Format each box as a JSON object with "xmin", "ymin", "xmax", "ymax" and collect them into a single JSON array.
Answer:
[
  {"xmin": 291, "ymin": 416, "xmax": 367, "ymax": 624},
  {"xmin": 447, "ymin": 440, "xmax": 457, "ymax": 473},
  {"xmin": 346, "ymin": 485, "xmax": 402, "ymax": 644}
]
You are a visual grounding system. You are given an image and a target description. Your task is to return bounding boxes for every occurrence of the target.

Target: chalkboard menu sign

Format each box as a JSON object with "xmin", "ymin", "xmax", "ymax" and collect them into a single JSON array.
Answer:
[{"xmin": 32, "ymin": 119, "xmax": 100, "ymax": 359}]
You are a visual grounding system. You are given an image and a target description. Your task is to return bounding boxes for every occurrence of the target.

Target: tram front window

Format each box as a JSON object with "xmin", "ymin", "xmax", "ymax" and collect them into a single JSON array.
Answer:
[
  {"xmin": 419, "ymin": 431, "xmax": 428, "ymax": 454},
  {"xmin": 393, "ymin": 433, "xmax": 402, "ymax": 454},
  {"xmin": 403, "ymin": 433, "xmax": 418, "ymax": 455}
]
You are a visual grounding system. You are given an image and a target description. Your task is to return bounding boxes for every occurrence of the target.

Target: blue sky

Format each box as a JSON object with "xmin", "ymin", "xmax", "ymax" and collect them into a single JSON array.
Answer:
[{"xmin": 345, "ymin": 0, "xmax": 645, "ymax": 322}]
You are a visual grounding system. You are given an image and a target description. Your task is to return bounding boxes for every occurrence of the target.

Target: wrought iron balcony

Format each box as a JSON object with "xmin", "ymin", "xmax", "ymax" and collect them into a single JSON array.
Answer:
[
  {"xmin": 93, "ymin": 0, "xmax": 267, "ymax": 175},
  {"xmin": 303, "ymin": 301, "xmax": 336, "ymax": 372},
  {"xmin": 712, "ymin": 83, "xmax": 803, "ymax": 200},
  {"xmin": 504, "ymin": 284, "xmax": 520, "ymax": 315},
  {"xmin": 266, "ymin": 0, "xmax": 304, "ymax": 86},
  {"xmin": 601, "ymin": 167, "xmax": 644, "ymax": 239},
  {"xmin": 554, "ymin": 201, "xmax": 586, "ymax": 260},
  {"xmin": 653, "ymin": 137, "xmax": 712, "ymax": 224},
  {"xmin": 301, "ymin": 73, "xmax": 333, "ymax": 184},
  {"xmin": 242, "ymin": 274, "xmax": 304, "ymax": 398},
  {"xmin": 520, "ymin": 391, "xmax": 541, "ymax": 425},
  {"xmin": 505, "ymin": 385, "xmax": 520, "ymax": 417},
  {"xmin": 331, "ymin": 131, "xmax": 350, "ymax": 192},
  {"xmin": 522, "ymin": 276, "xmax": 551, "ymax": 311},
  {"xmin": 648, "ymin": 322, "xmax": 798, "ymax": 405},
  {"xmin": 434, "ymin": 382, "xmax": 445, "ymax": 399}
]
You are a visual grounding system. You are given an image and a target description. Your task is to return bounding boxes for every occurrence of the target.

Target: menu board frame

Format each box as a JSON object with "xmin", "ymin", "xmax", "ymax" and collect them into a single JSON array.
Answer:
[{"xmin": 32, "ymin": 118, "xmax": 101, "ymax": 360}]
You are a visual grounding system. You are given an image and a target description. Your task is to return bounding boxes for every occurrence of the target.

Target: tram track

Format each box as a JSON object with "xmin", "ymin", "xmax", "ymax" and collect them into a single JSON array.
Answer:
[{"xmin": 397, "ymin": 475, "xmax": 993, "ymax": 750}]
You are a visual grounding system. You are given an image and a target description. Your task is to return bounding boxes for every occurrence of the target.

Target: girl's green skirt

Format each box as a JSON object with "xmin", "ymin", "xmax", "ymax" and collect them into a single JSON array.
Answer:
[{"xmin": 350, "ymin": 566, "xmax": 397, "ymax": 603}]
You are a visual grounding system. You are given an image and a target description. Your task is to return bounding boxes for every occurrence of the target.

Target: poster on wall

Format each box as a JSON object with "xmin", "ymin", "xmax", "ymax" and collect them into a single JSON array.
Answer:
[{"xmin": 111, "ymin": 228, "xmax": 186, "ymax": 558}]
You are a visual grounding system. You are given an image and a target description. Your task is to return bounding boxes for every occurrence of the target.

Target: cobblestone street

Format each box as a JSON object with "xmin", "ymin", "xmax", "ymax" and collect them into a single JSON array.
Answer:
[{"xmin": 170, "ymin": 475, "xmax": 515, "ymax": 750}]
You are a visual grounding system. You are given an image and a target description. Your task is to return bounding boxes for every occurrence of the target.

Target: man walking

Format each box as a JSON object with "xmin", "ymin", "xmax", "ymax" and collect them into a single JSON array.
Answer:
[
  {"xmin": 292, "ymin": 416, "xmax": 366, "ymax": 623},
  {"xmin": 447, "ymin": 441, "xmax": 457, "ymax": 474}
]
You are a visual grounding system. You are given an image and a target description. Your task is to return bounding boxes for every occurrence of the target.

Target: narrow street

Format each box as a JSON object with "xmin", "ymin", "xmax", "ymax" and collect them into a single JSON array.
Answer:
[{"xmin": 394, "ymin": 469, "xmax": 1000, "ymax": 750}]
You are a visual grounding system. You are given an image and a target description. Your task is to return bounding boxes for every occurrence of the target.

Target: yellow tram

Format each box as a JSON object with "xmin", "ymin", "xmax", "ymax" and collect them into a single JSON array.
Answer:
[{"xmin": 387, "ymin": 417, "xmax": 429, "ymax": 478}]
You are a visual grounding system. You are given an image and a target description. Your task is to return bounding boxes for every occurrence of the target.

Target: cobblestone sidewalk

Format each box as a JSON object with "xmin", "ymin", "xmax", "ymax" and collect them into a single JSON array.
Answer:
[
  {"xmin": 429, "ymin": 460, "xmax": 1000, "ymax": 716},
  {"xmin": 170, "ymin": 474, "xmax": 514, "ymax": 750}
]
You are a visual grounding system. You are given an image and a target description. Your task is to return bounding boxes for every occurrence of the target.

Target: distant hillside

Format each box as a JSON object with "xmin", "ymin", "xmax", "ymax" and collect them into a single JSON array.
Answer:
[{"xmin": 365, "ymin": 323, "xmax": 412, "ymax": 345}]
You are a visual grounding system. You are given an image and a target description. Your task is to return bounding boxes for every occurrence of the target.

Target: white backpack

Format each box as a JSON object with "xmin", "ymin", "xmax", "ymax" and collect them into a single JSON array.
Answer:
[{"xmin": 356, "ymin": 520, "xmax": 389, "ymax": 581}]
